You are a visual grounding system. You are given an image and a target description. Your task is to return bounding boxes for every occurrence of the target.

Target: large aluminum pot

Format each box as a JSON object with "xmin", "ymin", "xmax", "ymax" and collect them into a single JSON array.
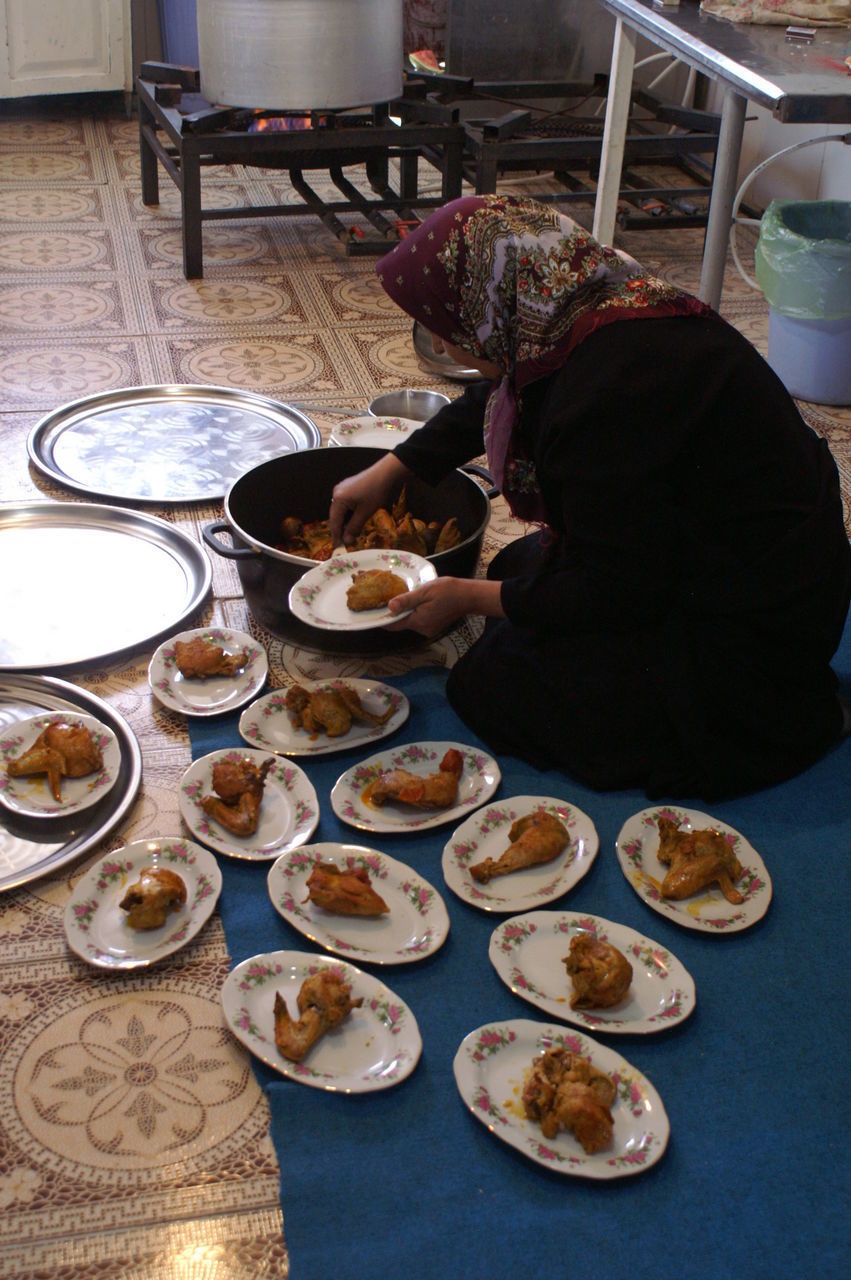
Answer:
[
  {"xmin": 197, "ymin": 0, "xmax": 404, "ymax": 111},
  {"xmin": 202, "ymin": 446, "xmax": 494, "ymax": 655}
]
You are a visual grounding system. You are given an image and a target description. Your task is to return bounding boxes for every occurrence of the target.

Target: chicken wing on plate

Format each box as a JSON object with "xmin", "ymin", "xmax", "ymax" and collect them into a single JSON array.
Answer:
[
  {"xmin": 369, "ymin": 747, "xmax": 464, "ymax": 810},
  {"xmin": 273, "ymin": 971, "xmax": 363, "ymax": 1062},
  {"xmin": 200, "ymin": 756, "xmax": 274, "ymax": 837},
  {"xmin": 656, "ymin": 816, "xmax": 744, "ymax": 903},
  {"xmin": 563, "ymin": 934, "xmax": 633, "ymax": 1009},
  {"xmin": 174, "ymin": 637, "xmax": 250, "ymax": 679},
  {"xmin": 304, "ymin": 862, "xmax": 390, "ymax": 916},
  {"xmin": 7, "ymin": 720, "xmax": 103, "ymax": 802},
  {"xmin": 469, "ymin": 810, "xmax": 569, "ymax": 884},
  {"xmin": 285, "ymin": 683, "xmax": 393, "ymax": 738}
]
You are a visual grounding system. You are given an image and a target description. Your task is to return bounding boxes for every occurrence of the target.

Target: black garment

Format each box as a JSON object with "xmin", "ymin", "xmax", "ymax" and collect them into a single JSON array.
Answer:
[{"xmin": 395, "ymin": 316, "xmax": 851, "ymax": 798}]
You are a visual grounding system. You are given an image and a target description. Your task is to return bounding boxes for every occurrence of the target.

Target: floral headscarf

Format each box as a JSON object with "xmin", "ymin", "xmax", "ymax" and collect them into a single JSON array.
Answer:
[{"xmin": 376, "ymin": 194, "xmax": 710, "ymax": 522}]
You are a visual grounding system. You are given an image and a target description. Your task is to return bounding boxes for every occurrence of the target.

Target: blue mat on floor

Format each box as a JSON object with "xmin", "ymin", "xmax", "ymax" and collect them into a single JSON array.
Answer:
[{"xmin": 188, "ymin": 623, "xmax": 850, "ymax": 1280}]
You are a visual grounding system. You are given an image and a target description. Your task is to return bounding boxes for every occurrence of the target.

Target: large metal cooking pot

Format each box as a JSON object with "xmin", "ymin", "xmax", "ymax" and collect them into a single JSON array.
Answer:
[
  {"xmin": 202, "ymin": 446, "xmax": 493, "ymax": 654},
  {"xmin": 196, "ymin": 0, "xmax": 404, "ymax": 111}
]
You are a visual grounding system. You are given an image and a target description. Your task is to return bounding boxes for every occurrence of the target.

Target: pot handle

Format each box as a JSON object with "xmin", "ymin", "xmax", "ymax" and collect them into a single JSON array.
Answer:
[
  {"xmin": 460, "ymin": 463, "xmax": 499, "ymax": 501},
  {"xmin": 201, "ymin": 520, "xmax": 260, "ymax": 562}
]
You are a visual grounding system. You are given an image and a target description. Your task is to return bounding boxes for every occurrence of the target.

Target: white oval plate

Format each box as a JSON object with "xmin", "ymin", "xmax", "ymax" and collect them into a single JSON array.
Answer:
[
  {"xmin": 179, "ymin": 748, "xmax": 319, "ymax": 861},
  {"xmin": 239, "ymin": 678, "xmax": 409, "ymax": 757},
  {"xmin": 267, "ymin": 842, "xmax": 450, "ymax": 964},
  {"xmin": 442, "ymin": 796, "xmax": 598, "ymax": 913},
  {"xmin": 329, "ymin": 414, "xmax": 422, "ymax": 449},
  {"xmin": 615, "ymin": 805, "xmax": 772, "ymax": 934},
  {"xmin": 0, "ymin": 711, "xmax": 120, "ymax": 818},
  {"xmin": 289, "ymin": 549, "xmax": 436, "ymax": 632},
  {"xmin": 330, "ymin": 740, "xmax": 501, "ymax": 834},
  {"xmin": 63, "ymin": 837, "xmax": 222, "ymax": 970},
  {"xmin": 222, "ymin": 949, "xmax": 422, "ymax": 1091},
  {"xmin": 148, "ymin": 626, "xmax": 267, "ymax": 717},
  {"xmin": 453, "ymin": 1018, "xmax": 670, "ymax": 1179},
  {"xmin": 488, "ymin": 911, "xmax": 696, "ymax": 1035}
]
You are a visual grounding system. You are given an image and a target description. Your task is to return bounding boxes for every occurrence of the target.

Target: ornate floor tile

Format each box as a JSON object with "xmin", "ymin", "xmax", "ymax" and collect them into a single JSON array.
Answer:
[
  {"xmin": 138, "ymin": 271, "xmax": 321, "ymax": 333},
  {"xmin": 0, "ymin": 279, "xmax": 137, "ymax": 336},
  {"xmin": 0, "ymin": 187, "xmax": 106, "ymax": 225},
  {"xmin": 0, "ymin": 338, "xmax": 155, "ymax": 409},
  {"xmin": 0, "ymin": 228, "xmax": 118, "ymax": 274}
]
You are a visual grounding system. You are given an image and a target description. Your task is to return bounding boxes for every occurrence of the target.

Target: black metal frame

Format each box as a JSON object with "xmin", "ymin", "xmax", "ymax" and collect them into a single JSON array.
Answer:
[{"xmin": 137, "ymin": 65, "xmax": 466, "ymax": 278}]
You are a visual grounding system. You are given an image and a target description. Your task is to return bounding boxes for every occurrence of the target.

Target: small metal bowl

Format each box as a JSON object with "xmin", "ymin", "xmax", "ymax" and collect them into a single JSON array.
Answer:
[{"xmin": 367, "ymin": 388, "xmax": 451, "ymax": 421}]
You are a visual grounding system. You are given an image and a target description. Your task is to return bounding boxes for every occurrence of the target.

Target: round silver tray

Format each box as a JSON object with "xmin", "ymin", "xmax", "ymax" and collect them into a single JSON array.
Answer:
[
  {"xmin": 28, "ymin": 384, "xmax": 321, "ymax": 503},
  {"xmin": 412, "ymin": 321, "xmax": 484, "ymax": 383},
  {"xmin": 0, "ymin": 501, "xmax": 212, "ymax": 671},
  {"xmin": 0, "ymin": 673, "xmax": 142, "ymax": 892}
]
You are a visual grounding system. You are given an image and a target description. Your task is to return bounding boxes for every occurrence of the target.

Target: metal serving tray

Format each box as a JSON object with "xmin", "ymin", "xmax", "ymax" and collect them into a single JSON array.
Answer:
[
  {"xmin": 0, "ymin": 502, "xmax": 212, "ymax": 671},
  {"xmin": 28, "ymin": 384, "xmax": 321, "ymax": 503},
  {"xmin": 0, "ymin": 673, "xmax": 142, "ymax": 892}
]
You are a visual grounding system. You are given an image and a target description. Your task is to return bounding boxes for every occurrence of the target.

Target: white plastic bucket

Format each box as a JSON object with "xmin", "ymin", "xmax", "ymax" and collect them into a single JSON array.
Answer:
[{"xmin": 767, "ymin": 309, "xmax": 851, "ymax": 406}]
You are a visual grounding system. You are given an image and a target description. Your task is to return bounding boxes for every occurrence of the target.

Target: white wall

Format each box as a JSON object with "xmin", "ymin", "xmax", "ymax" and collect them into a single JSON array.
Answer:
[{"xmin": 737, "ymin": 106, "xmax": 851, "ymax": 205}]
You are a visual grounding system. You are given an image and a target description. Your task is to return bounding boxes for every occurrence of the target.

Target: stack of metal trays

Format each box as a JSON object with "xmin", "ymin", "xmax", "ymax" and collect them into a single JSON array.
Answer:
[{"xmin": 0, "ymin": 674, "xmax": 142, "ymax": 892}]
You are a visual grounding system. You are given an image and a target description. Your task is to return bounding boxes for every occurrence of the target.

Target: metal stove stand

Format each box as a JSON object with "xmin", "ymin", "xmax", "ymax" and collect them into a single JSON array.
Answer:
[
  {"xmin": 418, "ymin": 72, "xmax": 722, "ymax": 231},
  {"xmin": 136, "ymin": 63, "xmax": 465, "ymax": 278}
]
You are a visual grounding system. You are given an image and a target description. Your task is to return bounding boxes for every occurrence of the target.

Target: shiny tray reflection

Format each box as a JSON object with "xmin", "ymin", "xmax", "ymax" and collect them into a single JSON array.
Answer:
[
  {"xmin": 0, "ymin": 501, "xmax": 212, "ymax": 671},
  {"xmin": 28, "ymin": 384, "xmax": 320, "ymax": 503}
]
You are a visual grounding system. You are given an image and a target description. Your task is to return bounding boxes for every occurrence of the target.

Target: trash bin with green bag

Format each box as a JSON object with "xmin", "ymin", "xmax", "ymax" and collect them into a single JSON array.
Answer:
[{"xmin": 754, "ymin": 199, "xmax": 851, "ymax": 405}]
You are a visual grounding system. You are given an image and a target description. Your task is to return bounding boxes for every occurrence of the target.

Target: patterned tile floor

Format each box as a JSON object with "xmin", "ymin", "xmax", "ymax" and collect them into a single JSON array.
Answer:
[{"xmin": 0, "ymin": 92, "xmax": 848, "ymax": 1280}]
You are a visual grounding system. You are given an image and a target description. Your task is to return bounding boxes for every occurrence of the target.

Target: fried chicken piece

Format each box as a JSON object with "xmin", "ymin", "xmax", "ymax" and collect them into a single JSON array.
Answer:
[
  {"xmin": 346, "ymin": 568, "xmax": 407, "ymax": 611},
  {"xmin": 174, "ymin": 637, "xmax": 250, "ymax": 679},
  {"xmin": 469, "ymin": 810, "xmax": 569, "ymax": 884},
  {"xmin": 200, "ymin": 756, "xmax": 274, "ymax": 837},
  {"xmin": 563, "ymin": 934, "xmax": 633, "ymax": 1009},
  {"xmin": 304, "ymin": 862, "xmax": 390, "ymax": 916},
  {"xmin": 355, "ymin": 508, "xmax": 398, "ymax": 551},
  {"xmin": 522, "ymin": 1047, "xmax": 615, "ymax": 1154},
  {"xmin": 7, "ymin": 721, "xmax": 103, "ymax": 802},
  {"xmin": 656, "ymin": 816, "xmax": 744, "ymax": 904},
  {"xmin": 301, "ymin": 520, "xmax": 335, "ymax": 561},
  {"xmin": 273, "ymin": 971, "xmax": 363, "ymax": 1062},
  {"xmin": 435, "ymin": 516, "xmax": 462, "ymax": 552},
  {"xmin": 369, "ymin": 747, "xmax": 464, "ymax": 809},
  {"xmin": 285, "ymin": 683, "xmax": 393, "ymax": 738},
  {"xmin": 119, "ymin": 866, "xmax": 187, "ymax": 930},
  {"xmin": 393, "ymin": 512, "xmax": 428, "ymax": 556}
]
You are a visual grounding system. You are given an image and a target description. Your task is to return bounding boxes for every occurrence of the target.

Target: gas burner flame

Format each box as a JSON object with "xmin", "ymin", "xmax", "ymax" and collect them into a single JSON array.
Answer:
[{"xmin": 250, "ymin": 114, "xmax": 319, "ymax": 133}]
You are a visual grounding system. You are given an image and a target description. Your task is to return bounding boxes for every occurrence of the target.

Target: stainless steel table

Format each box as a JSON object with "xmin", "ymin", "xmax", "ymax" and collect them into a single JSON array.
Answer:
[{"xmin": 592, "ymin": 0, "xmax": 851, "ymax": 307}]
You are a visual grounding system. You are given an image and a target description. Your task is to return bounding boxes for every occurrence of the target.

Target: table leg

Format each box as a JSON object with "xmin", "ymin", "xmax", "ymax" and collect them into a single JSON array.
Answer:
[
  {"xmin": 593, "ymin": 17, "xmax": 637, "ymax": 248},
  {"xmin": 181, "ymin": 144, "xmax": 204, "ymax": 280},
  {"xmin": 698, "ymin": 89, "xmax": 747, "ymax": 310}
]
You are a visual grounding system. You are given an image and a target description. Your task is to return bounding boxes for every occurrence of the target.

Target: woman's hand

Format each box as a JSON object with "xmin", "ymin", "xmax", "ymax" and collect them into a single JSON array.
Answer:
[
  {"xmin": 385, "ymin": 577, "xmax": 506, "ymax": 638},
  {"xmin": 328, "ymin": 454, "xmax": 411, "ymax": 546}
]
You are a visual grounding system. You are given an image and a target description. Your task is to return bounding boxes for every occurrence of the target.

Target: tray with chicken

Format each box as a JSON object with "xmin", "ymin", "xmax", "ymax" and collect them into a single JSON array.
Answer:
[
  {"xmin": 330, "ymin": 740, "xmax": 501, "ymax": 834},
  {"xmin": 221, "ymin": 950, "xmax": 422, "ymax": 1091},
  {"xmin": 239, "ymin": 679, "xmax": 409, "ymax": 757},
  {"xmin": 615, "ymin": 806, "xmax": 772, "ymax": 933}
]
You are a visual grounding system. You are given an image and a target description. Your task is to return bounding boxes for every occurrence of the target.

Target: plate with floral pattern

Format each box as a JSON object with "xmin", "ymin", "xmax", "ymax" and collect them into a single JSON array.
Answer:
[
  {"xmin": 441, "ymin": 797, "xmax": 598, "ymax": 913},
  {"xmin": 221, "ymin": 949, "xmax": 422, "ymax": 1091},
  {"xmin": 239, "ymin": 678, "xmax": 409, "ymax": 757},
  {"xmin": 0, "ymin": 712, "xmax": 120, "ymax": 818},
  {"xmin": 179, "ymin": 748, "xmax": 319, "ymax": 861},
  {"xmin": 148, "ymin": 627, "xmax": 267, "ymax": 717},
  {"xmin": 453, "ymin": 1018, "xmax": 669, "ymax": 1179},
  {"xmin": 267, "ymin": 842, "xmax": 450, "ymax": 964},
  {"xmin": 63, "ymin": 837, "xmax": 222, "ymax": 970},
  {"xmin": 615, "ymin": 806, "xmax": 772, "ymax": 933},
  {"xmin": 330, "ymin": 740, "xmax": 501, "ymax": 834},
  {"xmin": 329, "ymin": 414, "xmax": 422, "ymax": 449},
  {"xmin": 289, "ymin": 549, "xmax": 436, "ymax": 631},
  {"xmin": 488, "ymin": 911, "xmax": 696, "ymax": 1034}
]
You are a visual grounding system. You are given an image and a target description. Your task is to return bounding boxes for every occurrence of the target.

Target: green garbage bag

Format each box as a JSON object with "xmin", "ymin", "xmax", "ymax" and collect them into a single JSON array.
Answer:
[{"xmin": 754, "ymin": 199, "xmax": 851, "ymax": 322}]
